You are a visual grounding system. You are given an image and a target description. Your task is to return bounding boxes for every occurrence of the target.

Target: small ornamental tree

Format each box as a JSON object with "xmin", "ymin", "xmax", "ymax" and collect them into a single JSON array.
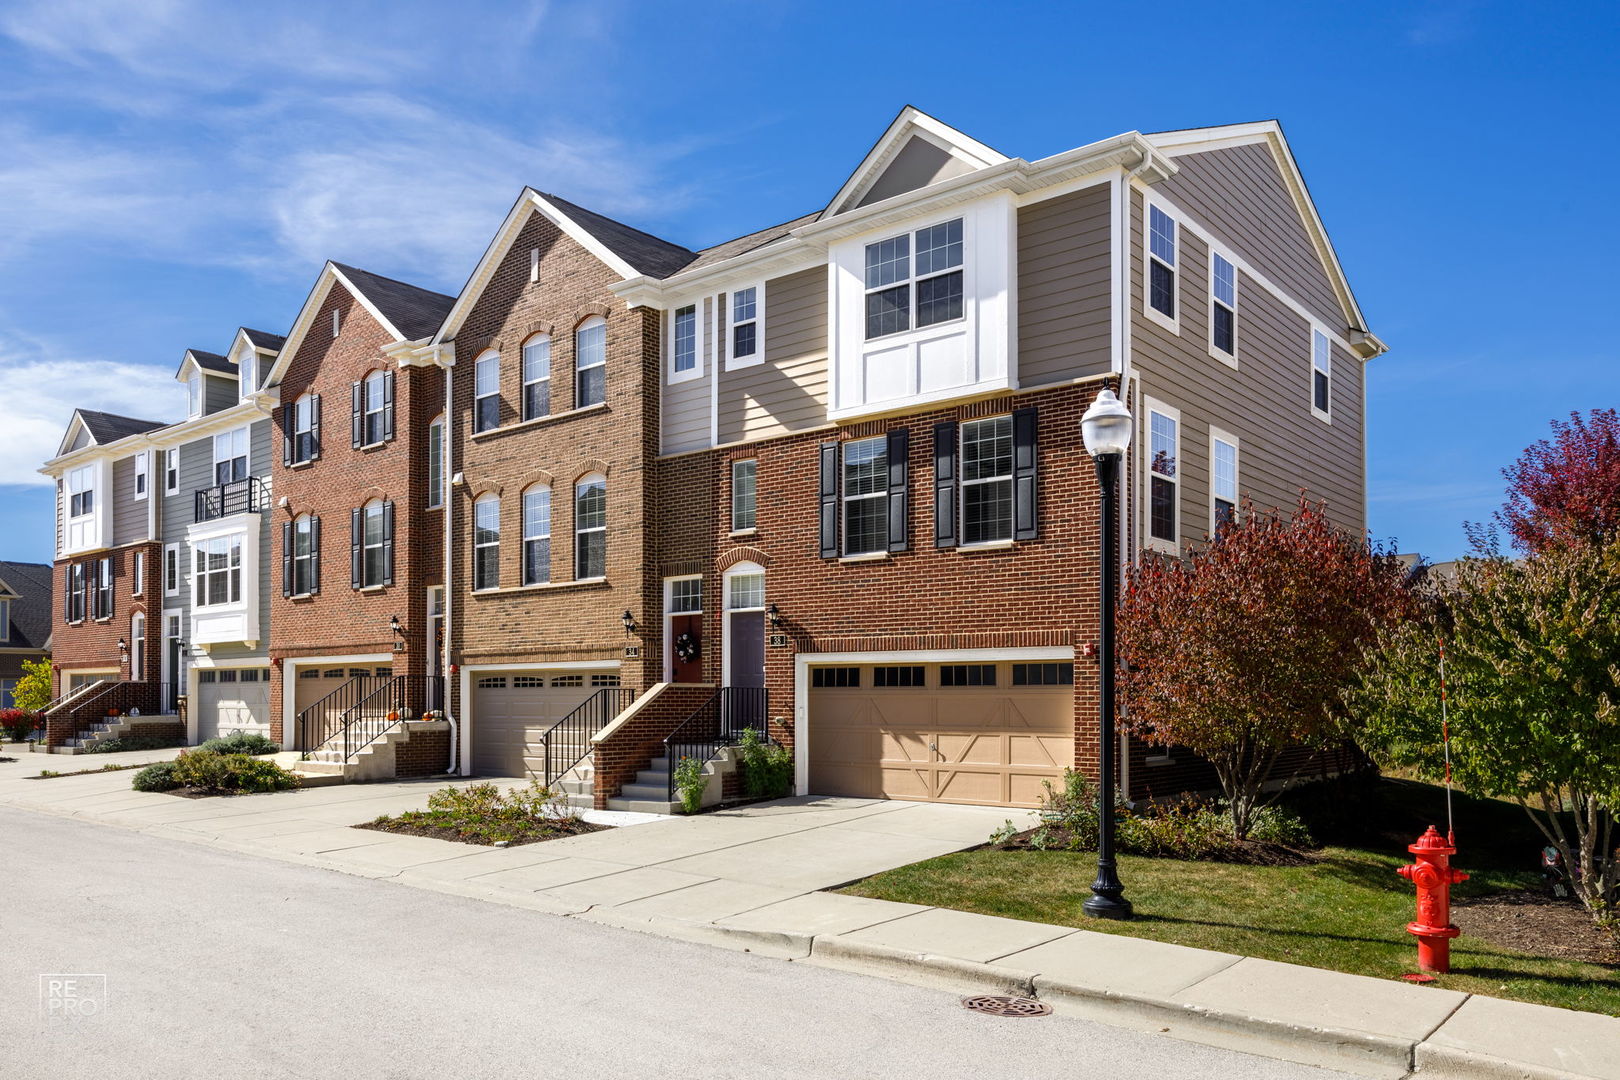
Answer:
[
  {"xmin": 1493, "ymin": 408, "xmax": 1620, "ymax": 554},
  {"xmin": 1119, "ymin": 498, "xmax": 1411, "ymax": 839},
  {"xmin": 12, "ymin": 657, "xmax": 54, "ymax": 714},
  {"xmin": 1354, "ymin": 541, "xmax": 1620, "ymax": 922}
]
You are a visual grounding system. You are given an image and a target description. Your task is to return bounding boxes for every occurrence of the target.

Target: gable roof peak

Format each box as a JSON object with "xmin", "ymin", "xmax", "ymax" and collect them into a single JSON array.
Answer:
[{"xmin": 821, "ymin": 105, "xmax": 1010, "ymax": 219}]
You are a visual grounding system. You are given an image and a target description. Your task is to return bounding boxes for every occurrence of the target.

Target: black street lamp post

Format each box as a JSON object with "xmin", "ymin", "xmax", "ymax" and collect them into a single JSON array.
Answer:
[{"xmin": 1080, "ymin": 388, "xmax": 1134, "ymax": 921}]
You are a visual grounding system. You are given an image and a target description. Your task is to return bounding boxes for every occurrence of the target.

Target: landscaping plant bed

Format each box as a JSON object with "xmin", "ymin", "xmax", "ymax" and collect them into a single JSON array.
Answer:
[
  {"xmin": 356, "ymin": 815, "xmax": 605, "ymax": 847},
  {"xmin": 1453, "ymin": 892, "xmax": 1620, "ymax": 967},
  {"xmin": 29, "ymin": 763, "xmax": 144, "ymax": 779},
  {"xmin": 354, "ymin": 780, "xmax": 604, "ymax": 847}
]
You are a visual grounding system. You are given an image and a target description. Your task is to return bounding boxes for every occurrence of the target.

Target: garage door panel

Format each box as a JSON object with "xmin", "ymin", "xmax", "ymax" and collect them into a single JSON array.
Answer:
[
  {"xmin": 472, "ymin": 672, "xmax": 616, "ymax": 777},
  {"xmin": 1009, "ymin": 771, "xmax": 1061, "ymax": 807},
  {"xmin": 878, "ymin": 765, "xmax": 932, "ymax": 801},
  {"xmin": 1008, "ymin": 733, "xmax": 1069, "ymax": 768},
  {"xmin": 939, "ymin": 731, "xmax": 1006, "ymax": 766},
  {"xmin": 935, "ymin": 768, "xmax": 1008, "ymax": 806}
]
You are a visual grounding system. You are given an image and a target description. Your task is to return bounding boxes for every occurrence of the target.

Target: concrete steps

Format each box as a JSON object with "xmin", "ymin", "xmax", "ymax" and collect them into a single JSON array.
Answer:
[
  {"xmin": 57, "ymin": 714, "xmax": 183, "ymax": 754},
  {"xmin": 604, "ymin": 750, "xmax": 740, "ymax": 815}
]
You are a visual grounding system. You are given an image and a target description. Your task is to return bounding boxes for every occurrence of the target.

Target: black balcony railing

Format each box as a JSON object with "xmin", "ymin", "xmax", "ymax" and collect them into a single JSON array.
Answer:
[
  {"xmin": 665, "ymin": 686, "xmax": 770, "ymax": 801},
  {"xmin": 194, "ymin": 476, "xmax": 267, "ymax": 522}
]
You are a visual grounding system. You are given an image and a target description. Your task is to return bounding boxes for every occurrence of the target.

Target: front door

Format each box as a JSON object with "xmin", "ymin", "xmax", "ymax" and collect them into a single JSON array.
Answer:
[
  {"xmin": 724, "ymin": 567, "xmax": 767, "ymax": 732},
  {"xmin": 163, "ymin": 613, "xmax": 184, "ymax": 714},
  {"xmin": 670, "ymin": 613, "xmax": 703, "ymax": 683}
]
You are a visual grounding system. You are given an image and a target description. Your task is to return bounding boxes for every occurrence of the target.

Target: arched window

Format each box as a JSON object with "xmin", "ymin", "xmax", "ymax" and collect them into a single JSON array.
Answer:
[
  {"xmin": 427, "ymin": 414, "xmax": 445, "ymax": 508},
  {"xmin": 129, "ymin": 612, "xmax": 146, "ymax": 682},
  {"xmin": 473, "ymin": 494, "xmax": 500, "ymax": 591},
  {"xmin": 574, "ymin": 474, "xmax": 606, "ymax": 580},
  {"xmin": 474, "ymin": 350, "xmax": 500, "ymax": 433},
  {"xmin": 521, "ymin": 485, "xmax": 551, "ymax": 586},
  {"xmin": 522, "ymin": 334, "xmax": 551, "ymax": 421},
  {"xmin": 722, "ymin": 561, "xmax": 768, "ymax": 713},
  {"xmin": 575, "ymin": 317, "xmax": 606, "ymax": 408}
]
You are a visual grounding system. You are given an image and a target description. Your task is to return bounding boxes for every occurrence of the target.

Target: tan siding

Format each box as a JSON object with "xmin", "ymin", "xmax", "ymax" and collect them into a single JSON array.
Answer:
[
  {"xmin": 661, "ymin": 303, "xmax": 711, "ymax": 454},
  {"xmin": 1129, "ymin": 190, "xmax": 1364, "ymax": 546},
  {"xmin": 717, "ymin": 266, "xmax": 829, "ymax": 445},
  {"xmin": 1017, "ymin": 182, "xmax": 1112, "ymax": 386},
  {"xmin": 1157, "ymin": 143, "xmax": 1343, "ymax": 331}
]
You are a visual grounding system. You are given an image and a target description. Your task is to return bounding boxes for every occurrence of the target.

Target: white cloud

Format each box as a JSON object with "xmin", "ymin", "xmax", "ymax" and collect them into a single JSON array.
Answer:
[{"xmin": 0, "ymin": 335, "xmax": 177, "ymax": 486}]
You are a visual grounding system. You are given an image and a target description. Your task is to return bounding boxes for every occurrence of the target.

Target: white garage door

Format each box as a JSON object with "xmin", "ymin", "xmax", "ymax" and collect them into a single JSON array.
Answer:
[
  {"xmin": 196, "ymin": 668, "xmax": 272, "ymax": 742},
  {"xmin": 808, "ymin": 660, "xmax": 1075, "ymax": 808},
  {"xmin": 471, "ymin": 670, "xmax": 620, "ymax": 777}
]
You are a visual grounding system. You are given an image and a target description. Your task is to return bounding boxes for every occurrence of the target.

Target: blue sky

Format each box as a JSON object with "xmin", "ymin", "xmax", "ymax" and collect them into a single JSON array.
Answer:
[{"xmin": 1, "ymin": 0, "xmax": 1615, "ymax": 565}]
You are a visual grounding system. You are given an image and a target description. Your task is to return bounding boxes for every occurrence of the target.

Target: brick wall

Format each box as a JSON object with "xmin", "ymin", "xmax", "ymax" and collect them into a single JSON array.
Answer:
[
  {"xmin": 394, "ymin": 724, "xmax": 451, "ymax": 777},
  {"xmin": 50, "ymin": 541, "xmax": 163, "ymax": 697},
  {"xmin": 591, "ymin": 683, "xmax": 714, "ymax": 807},
  {"xmin": 269, "ymin": 283, "xmax": 445, "ymax": 744}
]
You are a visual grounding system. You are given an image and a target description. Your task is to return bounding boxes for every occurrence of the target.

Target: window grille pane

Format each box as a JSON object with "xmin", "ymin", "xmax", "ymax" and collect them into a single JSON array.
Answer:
[
  {"xmin": 732, "ymin": 321, "xmax": 756, "ymax": 359},
  {"xmin": 731, "ymin": 460, "xmax": 757, "ymax": 531},
  {"xmin": 1150, "ymin": 413, "xmax": 1177, "ymax": 478},
  {"xmin": 865, "ymin": 285, "xmax": 909, "ymax": 339},
  {"xmin": 1213, "ymin": 439, "xmax": 1238, "ymax": 502},
  {"xmin": 842, "ymin": 438, "xmax": 887, "ymax": 496},
  {"xmin": 673, "ymin": 306, "xmax": 697, "ymax": 372},
  {"xmin": 523, "ymin": 538, "xmax": 550, "ymax": 585},
  {"xmin": 873, "ymin": 665, "xmax": 925, "ymax": 687},
  {"xmin": 914, "ymin": 219, "xmax": 963, "ymax": 275},
  {"xmin": 864, "ymin": 235, "xmax": 910, "ymax": 289},
  {"xmin": 1212, "ymin": 303, "xmax": 1234, "ymax": 354},
  {"xmin": 916, "ymin": 270, "xmax": 963, "ymax": 327},
  {"xmin": 1150, "ymin": 475, "xmax": 1176, "ymax": 542},
  {"xmin": 728, "ymin": 572, "xmax": 764, "ymax": 610},
  {"xmin": 1150, "ymin": 260, "xmax": 1175, "ymax": 317},
  {"xmin": 1012, "ymin": 663, "xmax": 1073, "ymax": 685},
  {"xmin": 476, "ymin": 356, "xmax": 498, "ymax": 396},
  {"xmin": 940, "ymin": 664, "xmax": 996, "ymax": 687},
  {"xmin": 732, "ymin": 287, "xmax": 756, "ymax": 324},
  {"xmin": 522, "ymin": 337, "xmax": 550, "ymax": 386},
  {"xmin": 669, "ymin": 578, "xmax": 702, "ymax": 613},
  {"xmin": 811, "ymin": 667, "xmax": 860, "ymax": 688},
  {"xmin": 1213, "ymin": 254, "xmax": 1236, "ymax": 306},
  {"xmin": 1149, "ymin": 206, "xmax": 1176, "ymax": 266}
]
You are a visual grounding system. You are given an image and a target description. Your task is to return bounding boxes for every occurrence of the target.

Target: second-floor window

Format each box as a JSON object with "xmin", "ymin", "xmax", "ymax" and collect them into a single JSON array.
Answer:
[
  {"xmin": 353, "ymin": 500, "xmax": 391, "ymax": 589},
  {"xmin": 1211, "ymin": 252, "xmax": 1236, "ymax": 357},
  {"xmin": 961, "ymin": 416, "xmax": 1013, "ymax": 545},
  {"xmin": 165, "ymin": 448, "xmax": 178, "ymax": 494},
  {"xmin": 427, "ymin": 415, "xmax": 444, "ymax": 508},
  {"xmin": 286, "ymin": 514, "xmax": 319, "ymax": 597},
  {"xmin": 672, "ymin": 304, "xmax": 698, "ymax": 378},
  {"xmin": 288, "ymin": 393, "xmax": 319, "ymax": 464},
  {"xmin": 576, "ymin": 317, "xmax": 606, "ymax": 407},
  {"xmin": 864, "ymin": 218, "xmax": 963, "ymax": 340},
  {"xmin": 575, "ymin": 475, "xmax": 606, "ymax": 579},
  {"xmin": 64, "ymin": 563, "xmax": 85, "ymax": 623},
  {"xmin": 133, "ymin": 452, "xmax": 148, "ymax": 499},
  {"xmin": 1212, "ymin": 432, "xmax": 1239, "ymax": 530},
  {"xmin": 213, "ymin": 428, "xmax": 248, "ymax": 485},
  {"xmin": 473, "ymin": 494, "xmax": 499, "ymax": 591},
  {"xmin": 363, "ymin": 372, "xmax": 387, "ymax": 445},
  {"xmin": 841, "ymin": 436, "xmax": 889, "ymax": 554},
  {"xmin": 1312, "ymin": 329, "xmax": 1332, "ymax": 419},
  {"xmin": 731, "ymin": 459, "xmax": 757, "ymax": 532},
  {"xmin": 475, "ymin": 351, "xmax": 500, "ymax": 433},
  {"xmin": 1148, "ymin": 403, "xmax": 1179, "ymax": 547},
  {"xmin": 92, "ymin": 557, "xmax": 112, "ymax": 620},
  {"xmin": 1148, "ymin": 204, "xmax": 1177, "ymax": 321},
  {"xmin": 194, "ymin": 536, "xmax": 242, "ymax": 607},
  {"xmin": 164, "ymin": 543, "xmax": 179, "ymax": 596},
  {"xmin": 522, "ymin": 485, "xmax": 550, "ymax": 586},
  {"xmin": 131, "ymin": 550, "xmax": 145, "ymax": 596},
  {"xmin": 522, "ymin": 335, "xmax": 551, "ymax": 421},
  {"xmin": 730, "ymin": 287, "xmax": 759, "ymax": 364}
]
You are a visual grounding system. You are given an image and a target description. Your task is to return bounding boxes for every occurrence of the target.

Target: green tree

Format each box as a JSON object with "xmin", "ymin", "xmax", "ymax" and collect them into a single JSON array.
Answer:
[
  {"xmin": 1119, "ymin": 498, "xmax": 1412, "ymax": 839},
  {"xmin": 12, "ymin": 657, "xmax": 54, "ymax": 713},
  {"xmin": 1354, "ymin": 542, "xmax": 1620, "ymax": 921}
]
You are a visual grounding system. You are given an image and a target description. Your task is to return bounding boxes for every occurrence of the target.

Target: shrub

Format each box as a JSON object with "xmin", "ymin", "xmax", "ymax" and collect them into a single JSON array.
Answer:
[
  {"xmin": 11, "ymin": 657, "xmax": 53, "ymax": 713},
  {"xmin": 196, "ymin": 731, "xmax": 279, "ymax": 756},
  {"xmin": 85, "ymin": 735, "xmax": 186, "ymax": 753},
  {"xmin": 673, "ymin": 756, "xmax": 707, "ymax": 814},
  {"xmin": 0, "ymin": 708, "xmax": 39, "ymax": 742},
  {"xmin": 736, "ymin": 726, "xmax": 793, "ymax": 800},
  {"xmin": 424, "ymin": 780, "xmax": 574, "ymax": 823},
  {"xmin": 168, "ymin": 749, "xmax": 300, "ymax": 794},
  {"xmin": 132, "ymin": 761, "xmax": 180, "ymax": 792},
  {"xmin": 1246, "ymin": 805, "xmax": 1315, "ymax": 849}
]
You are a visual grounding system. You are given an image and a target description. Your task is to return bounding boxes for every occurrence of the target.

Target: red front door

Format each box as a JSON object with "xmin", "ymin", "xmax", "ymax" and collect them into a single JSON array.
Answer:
[{"xmin": 671, "ymin": 614, "xmax": 703, "ymax": 683}]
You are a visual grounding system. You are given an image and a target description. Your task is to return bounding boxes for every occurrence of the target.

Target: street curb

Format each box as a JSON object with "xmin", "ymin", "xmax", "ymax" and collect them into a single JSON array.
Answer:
[
  {"xmin": 806, "ymin": 935, "xmax": 1038, "ymax": 997},
  {"xmin": 1413, "ymin": 1044, "xmax": 1604, "ymax": 1080}
]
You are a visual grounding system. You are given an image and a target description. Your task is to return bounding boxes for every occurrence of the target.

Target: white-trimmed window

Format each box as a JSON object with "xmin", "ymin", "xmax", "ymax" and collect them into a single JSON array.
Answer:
[
  {"xmin": 133, "ymin": 451, "xmax": 149, "ymax": 499},
  {"xmin": 65, "ymin": 464, "xmax": 95, "ymax": 550},
  {"xmin": 360, "ymin": 500, "xmax": 386, "ymax": 588},
  {"xmin": 1146, "ymin": 399, "xmax": 1180, "ymax": 550},
  {"xmin": 332, "ymin": 309, "xmax": 341, "ymax": 337},
  {"xmin": 728, "ymin": 285, "xmax": 762, "ymax": 367},
  {"xmin": 239, "ymin": 351, "xmax": 257, "ymax": 399},
  {"xmin": 841, "ymin": 436, "xmax": 888, "ymax": 555},
  {"xmin": 131, "ymin": 550, "xmax": 145, "ymax": 596},
  {"xmin": 727, "ymin": 569, "xmax": 765, "ymax": 612},
  {"xmin": 187, "ymin": 371, "xmax": 203, "ymax": 418},
  {"xmin": 1146, "ymin": 202, "xmax": 1178, "ymax": 328},
  {"xmin": 671, "ymin": 304, "xmax": 699, "ymax": 381},
  {"xmin": 864, "ymin": 217, "xmax": 964, "ymax": 340},
  {"xmin": 130, "ymin": 612, "xmax": 145, "ymax": 681},
  {"xmin": 362, "ymin": 371, "xmax": 387, "ymax": 446},
  {"xmin": 193, "ymin": 535, "xmax": 243, "ymax": 607},
  {"xmin": 213, "ymin": 427, "xmax": 248, "ymax": 485},
  {"xmin": 165, "ymin": 448, "xmax": 179, "ymax": 494},
  {"xmin": 574, "ymin": 475, "xmax": 606, "ymax": 580},
  {"xmin": 1311, "ymin": 328, "xmax": 1332, "ymax": 420},
  {"xmin": 473, "ymin": 494, "xmax": 499, "ymax": 591},
  {"xmin": 291, "ymin": 393, "xmax": 317, "ymax": 463},
  {"xmin": 92, "ymin": 557, "xmax": 112, "ymax": 619},
  {"xmin": 427, "ymin": 415, "xmax": 444, "ymax": 508},
  {"xmin": 0, "ymin": 599, "xmax": 9, "ymax": 642},
  {"xmin": 961, "ymin": 415, "xmax": 1014, "ymax": 545},
  {"xmin": 668, "ymin": 576, "xmax": 702, "ymax": 615},
  {"xmin": 521, "ymin": 485, "xmax": 551, "ymax": 586},
  {"xmin": 474, "ymin": 350, "xmax": 500, "ymax": 433},
  {"xmin": 164, "ymin": 543, "xmax": 180, "ymax": 596},
  {"xmin": 731, "ymin": 459, "xmax": 757, "ymax": 532},
  {"xmin": 522, "ymin": 334, "xmax": 551, "ymax": 421},
  {"xmin": 576, "ymin": 316, "xmax": 606, "ymax": 408},
  {"xmin": 290, "ymin": 515, "xmax": 316, "ymax": 596},
  {"xmin": 1210, "ymin": 250, "xmax": 1237, "ymax": 362},
  {"xmin": 1211, "ymin": 429, "xmax": 1239, "ymax": 532}
]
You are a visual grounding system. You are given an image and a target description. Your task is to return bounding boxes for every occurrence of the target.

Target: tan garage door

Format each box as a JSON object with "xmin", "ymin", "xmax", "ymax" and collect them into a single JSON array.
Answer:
[
  {"xmin": 471, "ymin": 670, "xmax": 620, "ymax": 777},
  {"xmin": 294, "ymin": 665, "xmax": 392, "ymax": 747},
  {"xmin": 808, "ymin": 661, "xmax": 1074, "ymax": 808}
]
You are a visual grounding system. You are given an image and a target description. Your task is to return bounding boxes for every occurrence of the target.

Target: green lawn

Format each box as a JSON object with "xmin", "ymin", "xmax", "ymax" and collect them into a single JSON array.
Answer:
[{"xmin": 841, "ymin": 778, "xmax": 1620, "ymax": 1016}]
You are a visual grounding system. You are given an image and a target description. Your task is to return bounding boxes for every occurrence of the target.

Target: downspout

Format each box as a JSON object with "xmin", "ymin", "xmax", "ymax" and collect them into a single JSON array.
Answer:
[{"xmin": 441, "ymin": 358, "xmax": 459, "ymax": 775}]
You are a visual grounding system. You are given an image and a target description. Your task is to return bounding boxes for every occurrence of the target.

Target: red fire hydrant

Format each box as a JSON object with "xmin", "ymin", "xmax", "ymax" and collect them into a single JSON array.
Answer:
[{"xmin": 1396, "ymin": 826, "xmax": 1469, "ymax": 973}]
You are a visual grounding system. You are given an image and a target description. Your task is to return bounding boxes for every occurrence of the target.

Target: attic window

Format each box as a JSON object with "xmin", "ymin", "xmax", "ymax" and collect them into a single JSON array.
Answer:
[
  {"xmin": 187, "ymin": 372, "xmax": 202, "ymax": 418},
  {"xmin": 239, "ymin": 351, "xmax": 256, "ymax": 398},
  {"xmin": 530, "ymin": 248, "xmax": 540, "ymax": 284},
  {"xmin": 332, "ymin": 310, "xmax": 341, "ymax": 338}
]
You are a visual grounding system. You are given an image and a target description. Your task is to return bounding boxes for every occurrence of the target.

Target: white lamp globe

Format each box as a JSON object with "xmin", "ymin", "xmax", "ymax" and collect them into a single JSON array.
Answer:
[{"xmin": 1081, "ymin": 388, "xmax": 1133, "ymax": 458}]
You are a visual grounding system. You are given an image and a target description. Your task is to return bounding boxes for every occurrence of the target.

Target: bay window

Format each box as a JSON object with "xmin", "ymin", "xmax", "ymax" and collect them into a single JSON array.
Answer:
[
  {"xmin": 194, "ymin": 535, "xmax": 242, "ymax": 607},
  {"xmin": 864, "ymin": 217, "xmax": 963, "ymax": 340}
]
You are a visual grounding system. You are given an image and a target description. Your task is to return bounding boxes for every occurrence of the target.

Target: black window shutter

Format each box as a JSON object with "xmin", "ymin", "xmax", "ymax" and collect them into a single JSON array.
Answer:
[
  {"xmin": 281, "ymin": 521, "xmax": 293, "ymax": 598},
  {"xmin": 1012, "ymin": 407, "xmax": 1039, "ymax": 541},
  {"xmin": 382, "ymin": 500, "xmax": 395, "ymax": 586},
  {"xmin": 382, "ymin": 370, "xmax": 395, "ymax": 442},
  {"xmin": 310, "ymin": 516, "xmax": 322, "ymax": 594},
  {"xmin": 886, "ymin": 429, "xmax": 909, "ymax": 553},
  {"xmin": 310, "ymin": 393, "xmax": 322, "ymax": 460},
  {"xmin": 933, "ymin": 421, "xmax": 958, "ymax": 548},
  {"xmin": 350, "ymin": 508, "xmax": 362, "ymax": 588},
  {"xmin": 350, "ymin": 381, "xmax": 363, "ymax": 448},
  {"xmin": 63, "ymin": 566, "xmax": 71, "ymax": 622},
  {"xmin": 281, "ymin": 404, "xmax": 293, "ymax": 466},
  {"xmin": 818, "ymin": 441, "xmax": 839, "ymax": 558}
]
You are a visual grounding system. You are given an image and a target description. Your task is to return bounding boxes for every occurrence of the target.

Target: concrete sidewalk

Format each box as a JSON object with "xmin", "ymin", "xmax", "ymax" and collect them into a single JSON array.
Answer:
[{"xmin": 3, "ymin": 764, "xmax": 1616, "ymax": 1080}]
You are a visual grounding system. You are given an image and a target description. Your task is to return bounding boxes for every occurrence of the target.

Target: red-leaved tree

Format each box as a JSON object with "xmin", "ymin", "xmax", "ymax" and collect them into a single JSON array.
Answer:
[
  {"xmin": 1119, "ymin": 498, "xmax": 1413, "ymax": 838},
  {"xmin": 1495, "ymin": 408, "xmax": 1620, "ymax": 554}
]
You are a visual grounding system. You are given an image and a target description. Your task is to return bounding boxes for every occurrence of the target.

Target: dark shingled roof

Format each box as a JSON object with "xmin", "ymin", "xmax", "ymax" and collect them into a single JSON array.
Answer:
[
  {"xmin": 682, "ymin": 211, "xmax": 819, "ymax": 274},
  {"xmin": 241, "ymin": 328, "xmax": 287, "ymax": 353},
  {"xmin": 0, "ymin": 560, "xmax": 52, "ymax": 653},
  {"xmin": 541, "ymin": 193, "xmax": 699, "ymax": 280},
  {"xmin": 188, "ymin": 350, "xmax": 236, "ymax": 375},
  {"xmin": 331, "ymin": 263, "xmax": 456, "ymax": 341},
  {"xmin": 76, "ymin": 409, "xmax": 168, "ymax": 445}
]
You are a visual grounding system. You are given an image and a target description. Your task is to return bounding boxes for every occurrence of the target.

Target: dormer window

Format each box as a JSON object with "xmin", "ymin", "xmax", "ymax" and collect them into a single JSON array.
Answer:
[
  {"xmin": 187, "ymin": 371, "xmax": 202, "ymax": 418},
  {"xmin": 67, "ymin": 464, "xmax": 95, "ymax": 520},
  {"xmin": 239, "ymin": 351, "xmax": 257, "ymax": 399},
  {"xmin": 864, "ymin": 218, "xmax": 963, "ymax": 340}
]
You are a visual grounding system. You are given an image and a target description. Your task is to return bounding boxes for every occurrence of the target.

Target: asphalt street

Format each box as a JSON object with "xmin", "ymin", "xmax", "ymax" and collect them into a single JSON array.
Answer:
[{"xmin": 0, "ymin": 805, "xmax": 1356, "ymax": 1079}]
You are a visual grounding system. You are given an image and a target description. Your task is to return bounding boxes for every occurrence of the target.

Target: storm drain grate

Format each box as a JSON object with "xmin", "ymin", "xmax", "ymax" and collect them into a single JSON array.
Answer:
[{"xmin": 961, "ymin": 994, "xmax": 1052, "ymax": 1017}]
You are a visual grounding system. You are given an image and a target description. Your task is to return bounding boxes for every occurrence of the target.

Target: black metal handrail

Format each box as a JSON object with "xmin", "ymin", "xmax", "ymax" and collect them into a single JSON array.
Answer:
[
  {"xmin": 326, "ymin": 675, "xmax": 443, "ymax": 762},
  {"xmin": 535, "ymin": 687, "xmax": 635, "ymax": 785},
  {"xmin": 665, "ymin": 686, "xmax": 769, "ymax": 801},
  {"xmin": 194, "ymin": 476, "xmax": 267, "ymax": 522},
  {"xmin": 41, "ymin": 679, "xmax": 109, "ymax": 717},
  {"xmin": 296, "ymin": 674, "xmax": 391, "ymax": 752},
  {"xmin": 58, "ymin": 681, "xmax": 179, "ymax": 742}
]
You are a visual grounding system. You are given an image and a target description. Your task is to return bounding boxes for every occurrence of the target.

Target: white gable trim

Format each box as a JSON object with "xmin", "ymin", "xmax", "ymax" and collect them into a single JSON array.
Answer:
[
  {"xmin": 56, "ymin": 413, "xmax": 95, "ymax": 458},
  {"xmin": 262, "ymin": 263, "xmax": 410, "ymax": 391},
  {"xmin": 434, "ymin": 190, "xmax": 640, "ymax": 344},
  {"xmin": 822, "ymin": 106, "xmax": 1009, "ymax": 219}
]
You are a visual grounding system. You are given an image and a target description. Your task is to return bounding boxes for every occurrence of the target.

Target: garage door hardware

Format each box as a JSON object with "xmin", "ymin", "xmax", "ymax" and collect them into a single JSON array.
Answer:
[{"xmin": 960, "ymin": 995, "xmax": 1052, "ymax": 1017}]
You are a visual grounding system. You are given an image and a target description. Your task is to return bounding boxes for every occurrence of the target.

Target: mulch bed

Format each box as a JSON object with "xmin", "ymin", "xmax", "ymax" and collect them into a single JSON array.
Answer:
[
  {"xmin": 990, "ymin": 825, "xmax": 1318, "ymax": 867},
  {"xmin": 1453, "ymin": 892, "xmax": 1620, "ymax": 967},
  {"xmin": 355, "ymin": 816, "xmax": 607, "ymax": 847}
]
